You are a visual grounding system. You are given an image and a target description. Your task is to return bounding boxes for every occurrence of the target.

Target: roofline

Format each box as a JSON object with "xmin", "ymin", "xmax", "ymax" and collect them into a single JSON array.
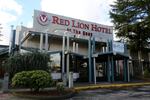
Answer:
[{"xmin": 93, "ymin": 51, "xmax": 129, "ymax": 58}]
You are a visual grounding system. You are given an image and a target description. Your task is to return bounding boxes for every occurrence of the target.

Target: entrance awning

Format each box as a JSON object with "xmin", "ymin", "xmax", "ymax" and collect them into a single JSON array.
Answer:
[
  {"xmin": 93, "ymin": 51, "xmax": 129, "ymax": 62},
  {"xmin": 0, "ymin": 45, "xmax": 9, "ymax": 56},
  {"xmin": 69, "ymin": 51, "xmax": 88, "ymax": 59}
]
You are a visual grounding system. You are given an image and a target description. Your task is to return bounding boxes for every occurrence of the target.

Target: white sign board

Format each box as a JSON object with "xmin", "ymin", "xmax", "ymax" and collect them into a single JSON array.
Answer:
[
  {"xmin": 33, "ymin": 10, "xmax": 113, "ymax": 42},
  {"xmin": 113, "ymin": 42, "xmax": 124, "ymax": 53},
  {"xmin": 51, "ymin": 73, "xmax": 61, "ymax": 80}
]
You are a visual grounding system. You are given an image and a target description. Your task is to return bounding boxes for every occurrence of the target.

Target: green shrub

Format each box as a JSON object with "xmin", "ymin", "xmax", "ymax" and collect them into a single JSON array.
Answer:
[
  {"xmin": 12, "ymin": 70, "xmax": 53, "ymax": 92},
  {"xmin": 11, "ymin": 71, "xmax": 30, "ymax": 88},
  {"xmin": 144, "ymin": 69, "xmax": 150, "ymax": 78},
  {"xmin": 56, "ymin": 82, "xmax": 65, "ymax": 93}
]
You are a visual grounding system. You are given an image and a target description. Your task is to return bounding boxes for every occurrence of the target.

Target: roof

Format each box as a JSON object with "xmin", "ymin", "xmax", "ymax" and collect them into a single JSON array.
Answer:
[
  {"xmin": 0, "ymin": 45, "xmax": 9, "ymax": 56},
  {"xmin": 69, "ymin": 51, "xmax": 88, "ymax": 59},
  {"xmin": 21, "ymin": 46, "xmax": 39, "ymax": 52}
]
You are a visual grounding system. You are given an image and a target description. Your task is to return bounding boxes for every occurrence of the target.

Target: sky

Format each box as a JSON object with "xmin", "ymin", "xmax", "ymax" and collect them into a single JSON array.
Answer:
[{"xmin": 0, "ymin": 0, "xmax": 116, "ymax": 45}]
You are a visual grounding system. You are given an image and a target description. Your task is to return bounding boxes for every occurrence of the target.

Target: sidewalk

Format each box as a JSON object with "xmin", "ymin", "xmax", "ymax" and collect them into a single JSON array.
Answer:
[{"xmin": 74, "ymin": 81, "xmax": 150, "ymax": 91}]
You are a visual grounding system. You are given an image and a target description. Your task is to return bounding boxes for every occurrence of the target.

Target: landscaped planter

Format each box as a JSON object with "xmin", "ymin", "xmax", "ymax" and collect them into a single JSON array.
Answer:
[{"xmin": 12, "ymin": 89, "xmax": 77, "ymax": 100}]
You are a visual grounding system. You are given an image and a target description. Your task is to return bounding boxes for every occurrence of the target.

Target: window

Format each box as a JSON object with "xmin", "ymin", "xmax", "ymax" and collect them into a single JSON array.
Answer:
[{"xmin": 48, "ymin": 53, "xmax": 61, "ymax": 72}]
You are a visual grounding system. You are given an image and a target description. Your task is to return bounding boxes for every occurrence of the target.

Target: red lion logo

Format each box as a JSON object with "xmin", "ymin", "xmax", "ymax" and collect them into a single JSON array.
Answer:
[{"xmin": 37, "ymin": 12, "xmax": 50, "ymax": 26}]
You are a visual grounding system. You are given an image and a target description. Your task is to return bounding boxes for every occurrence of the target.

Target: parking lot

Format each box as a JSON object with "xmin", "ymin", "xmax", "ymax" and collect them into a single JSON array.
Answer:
[
  {"xmin": 1, "ymin": 85, "xmax": 150, "ymax": 100},
  {"xmin": 68, "ymin": 86, "xmax": 150, "ymax": 100}
]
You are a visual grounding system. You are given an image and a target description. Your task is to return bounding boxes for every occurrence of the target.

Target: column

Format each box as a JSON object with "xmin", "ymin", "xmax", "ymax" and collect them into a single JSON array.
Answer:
[
  {"xmin": 111, "ymin": 56, "xmax": 114, "ymax": 82},
  {"xmin": 62, "ymin": 35, "xmax": 67, "ymax": 86},
  {"xmin": 92, "ymin": 37, "xmax": 95, "ymax": 53},
  {"xmin": 62, "ymin": 36, "xmax": 65, "ymax": 75},
  {"xmin": 66, "ymin": 35, "xmax": 70, "ymax": 86},
  {"xmin": 88, "ymin": 36, "xmax": 92, "ymax": 83},
  {"xmin": 123, "ymin": 58, "xmax": 127, "ymax": 82},
  {"xmin": 75, "ymin": 43, "xmax": 78, "ymax": 53},
  {"xmin": 73, "ymin": 42, "xmax": 75, "ymax": 52},
  {"xmin": 127, "ymin": 59, "xmax": 130, "ymax": 82},
  {"xmin": 18, "ymin": 30, "xmax": 22, "ymax": 52},
  {"xmin": 40, "ymin": 33, "xmax": 43, "ymax": 51},
  {"xmin": 107, "ymin": 56, "xmax": 111, "ymax": 82},
  {"xmin": 45, "ymin": 33, "xmax": 48, "ymax": 51},
  {"xmin": 93, "ymin": 57, "xmax": 96, "ymax": 84}
]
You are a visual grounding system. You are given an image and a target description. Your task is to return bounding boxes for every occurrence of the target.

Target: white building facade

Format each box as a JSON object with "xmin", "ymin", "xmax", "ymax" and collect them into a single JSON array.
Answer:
[{"xmin": 16, "ymin": 10, "xmax": 130, "ymax": 84}]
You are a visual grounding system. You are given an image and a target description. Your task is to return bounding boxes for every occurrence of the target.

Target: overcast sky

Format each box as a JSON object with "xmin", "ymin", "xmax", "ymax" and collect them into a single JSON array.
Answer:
[{"xmin": 0, "ymin": 0, "xmax": 116, "ymax": 45}]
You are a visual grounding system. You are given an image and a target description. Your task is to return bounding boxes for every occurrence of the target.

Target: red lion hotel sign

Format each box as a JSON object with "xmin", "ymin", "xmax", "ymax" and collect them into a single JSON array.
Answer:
[{"xmin": 33, "ymin": 10, "xmax": 113, "ymax": 42}]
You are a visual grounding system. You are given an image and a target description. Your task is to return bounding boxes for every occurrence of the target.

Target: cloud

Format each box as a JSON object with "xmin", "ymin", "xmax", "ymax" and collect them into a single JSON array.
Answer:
[
  {"xmin": 0, "ymin": 24, "xmax": 11, "ymax": 45},
  {"xmin": 0, "ymin": 0, "xmax": 23, "ymax": 45},
  {"xmin": 0, "ymin": 0, "xmax": 22, "ymax": 15},
  {"xmin": 41, "ymin": 0, "xmax": 116, "ymax": 26},
  {"xmin": 0, "ymin": 11, "xmax": 17, "ymax": 24},
  {"xmin": 0, "ymin": 0, "xmax": 23, "ymax": 24},
  {"xmin": 27, "ymin": 21, "xmax": 33, "ymax": 28}
]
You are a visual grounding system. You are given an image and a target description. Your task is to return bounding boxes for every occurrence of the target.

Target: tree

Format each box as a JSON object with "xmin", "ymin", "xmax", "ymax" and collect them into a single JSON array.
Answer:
[
  {"xmin": 5, "ymin": 52, "xmax": 49, "ymax": 79},
  {"xmin": 110, "ymin": 0, "xmax": 150, "ymax": 50},
  {"xmin": 110, "ymin": 0, "xmax": 150, "ymax": 75}
]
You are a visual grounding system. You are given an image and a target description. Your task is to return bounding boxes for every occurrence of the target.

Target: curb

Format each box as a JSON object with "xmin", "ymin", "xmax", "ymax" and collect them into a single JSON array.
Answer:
[
  {"xmin": 74, "ymin": 82, "xmax": 150, "ymax": 91},
  {"xmin": 11, "ymin": 89, "xmax": 77, "ymax": 100},
  {"xmin": 12, "ymin": 92, "xmax": 76, "ymax": 100}
]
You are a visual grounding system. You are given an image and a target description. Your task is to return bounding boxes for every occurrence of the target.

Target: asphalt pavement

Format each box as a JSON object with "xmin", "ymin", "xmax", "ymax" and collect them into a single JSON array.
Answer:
[
  {"xmin": 68, "ymin": 86, "xmax": 150, "ymax": 100},
  {"xmin": 1, "ymin": 84, "xmax": 150, "ymax": 100}
]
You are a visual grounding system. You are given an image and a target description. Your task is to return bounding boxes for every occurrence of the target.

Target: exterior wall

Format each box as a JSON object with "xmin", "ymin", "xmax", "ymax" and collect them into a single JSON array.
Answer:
[
  {"xmin": 49, "ymin": 37, "xmax": 63, "ymax": 51},
  {"xmin": 20, "ymin": 34, "xmax": 104, "ymax": 55},
  {"xmin": 24, "ymin": 36, "xmax": 40, "ymax": 49},
  {"xmin": 22, "ymin": 35, "xmax": 92, "ymax": 55},
  {"xmin": 15, "ymin": 26, "xmax": 33, "ymax": 46},
  {"xmin": 15, "ymin": 26, "xmax": 21, "ymax": 45},
  {"xmin": 77, "ymin": 42, "xmax": 88, "ymax": 55}
]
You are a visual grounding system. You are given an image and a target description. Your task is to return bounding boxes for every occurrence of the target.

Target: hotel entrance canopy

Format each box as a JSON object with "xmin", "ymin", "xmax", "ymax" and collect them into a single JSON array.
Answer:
[{"xmin": 93, "ymin": 51, "xmax": 129, "ymax": 62}]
